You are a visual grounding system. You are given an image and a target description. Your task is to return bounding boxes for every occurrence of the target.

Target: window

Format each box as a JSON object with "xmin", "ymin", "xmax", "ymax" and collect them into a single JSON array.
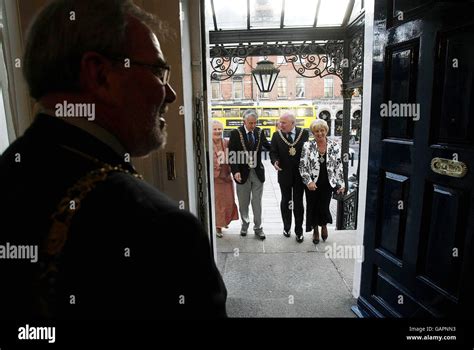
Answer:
[
  {"xmin": 233, "ymin": 77, "xmax": 243, "ymax": 99},
  {"xmin": 277, "ymin": 77, "xmax": 287, "ymax": 98},
  {"xmin": 262, "ymin": 108, "xmax": 280, "ymax": 117},
  {"xmin": 319, "ymin": 111, "xmax": 331, "ymax": 121},
  {"xmin": 296, "ymin": 107, "xmax": 312, "ymax": 117},
  {"xmin": 324, "ymin": 78, "xmax": 334, "ymax": 97},
  {"xmin": 250, "ymin": 0, "xmax": 283, "ymax": 28},
  {"xmin": 296, "ymin": 78, "xmax": 305, "ymax": 98},
  {"xmin": 224, "ymin": 108, "xmax": 240, "ymax": 118},
  {"xmin": 231, "ymin": 60, "xmax": 245, "ymax": 74},
  {"xmin": 210, "ymin": 0, "xmax": 354, "ymax": 30},
  {"xmin": 0, "ymin": 8, "xmax": 11, "ymax": 154},
  {"xmin": 211, "ymin": 82, "xmax": 220, "ymax": 100},
  {"xmin": 212, "ymin": 109, "xmax": 224, "ymax": 118},
  {"xmin": 0, "ymin": 88, "xmax": 9, "ymax": 154}
]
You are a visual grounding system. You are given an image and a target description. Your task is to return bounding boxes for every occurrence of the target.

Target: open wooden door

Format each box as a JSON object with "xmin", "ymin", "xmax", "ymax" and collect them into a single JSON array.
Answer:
[{"xmin": 358, "ymin": 0, "xmax": 474, "ymax": 318}]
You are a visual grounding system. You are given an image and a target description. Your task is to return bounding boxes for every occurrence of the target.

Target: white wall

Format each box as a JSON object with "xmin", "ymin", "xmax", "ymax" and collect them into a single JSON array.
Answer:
[
  {"xmin": 179, "ymin": 0, "xmax": 198, "ymax": 217},
  {"xmin": 352, "ymin": 0, "xmax": 374, "ymax": 299},
  {"xmin": 203, "ymin": 0, "xmax": 219, "ymax": 261}
]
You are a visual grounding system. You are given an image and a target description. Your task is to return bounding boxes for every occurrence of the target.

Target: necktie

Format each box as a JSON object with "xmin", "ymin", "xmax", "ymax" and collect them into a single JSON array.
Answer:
[
  {"xmin": 248, "ymin": 132, "xmax": 255, "ymax": 148},
  {"xmin": 287, "ymin": 132, "xmax": 293, "ymax": 143}
]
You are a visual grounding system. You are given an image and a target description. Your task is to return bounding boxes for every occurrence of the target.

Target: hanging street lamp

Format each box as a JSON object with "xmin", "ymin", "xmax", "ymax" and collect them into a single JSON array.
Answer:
[{"xmin": 251, "ymin": 59, "xmax": 280, "ymax": 93}]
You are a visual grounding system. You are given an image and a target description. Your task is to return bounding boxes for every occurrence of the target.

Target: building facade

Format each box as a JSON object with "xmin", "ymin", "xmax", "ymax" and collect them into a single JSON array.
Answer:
[{"xmin": 210, "ymin": 55, "xmax": 362, "ymax": 137}]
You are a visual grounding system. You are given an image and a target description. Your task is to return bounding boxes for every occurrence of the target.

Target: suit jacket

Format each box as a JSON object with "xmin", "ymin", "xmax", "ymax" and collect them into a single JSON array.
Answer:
[
  {"xmin": 270, "ymin": 128, "xmax": 309, "ymax": 186},
  {"xmin": 0, "ymin": 114, "xmax": 227, "ymax": 320},
  {"xmin": 299, "ymin": 138, "xmax": 344, "ymax": 188},
  {"xmin": 228, "ymin": 126, "xmax": 271, "ymax": 184}
]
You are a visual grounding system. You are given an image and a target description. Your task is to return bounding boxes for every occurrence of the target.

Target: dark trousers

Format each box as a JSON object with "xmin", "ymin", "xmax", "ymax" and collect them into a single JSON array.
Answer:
[{"xmin": 279, "ymin": 179, "xmax": 304, "ymax": 235}]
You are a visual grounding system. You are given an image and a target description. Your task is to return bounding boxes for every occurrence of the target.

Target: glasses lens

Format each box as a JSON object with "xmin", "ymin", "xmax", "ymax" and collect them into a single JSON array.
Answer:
[{"xmin": 161, "ymin": 69, "xmax": 170, "ymax": 85}]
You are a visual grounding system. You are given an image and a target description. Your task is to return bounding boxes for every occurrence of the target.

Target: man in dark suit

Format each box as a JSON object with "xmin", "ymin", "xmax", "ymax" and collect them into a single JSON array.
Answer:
[
  {"xmin": 0, "ymin": 0, "xmax": 226, "ymax": 319},
  {"xmin": 270, "ymin": 112, "xmax": 309, "ymax": 242},
  {"xmin": 228, "ymin": 110, "xmax": 271, "ymax": 239}
]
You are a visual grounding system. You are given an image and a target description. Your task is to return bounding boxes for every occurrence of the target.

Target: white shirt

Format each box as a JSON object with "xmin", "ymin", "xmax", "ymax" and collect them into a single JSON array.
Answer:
[
  {"xmin": 244, "ymin": 125, "xmax": 254, "ymax": 135},
  {"xmin": 287, "ymin": 126, "xmax": 296, "ymax": 141}
]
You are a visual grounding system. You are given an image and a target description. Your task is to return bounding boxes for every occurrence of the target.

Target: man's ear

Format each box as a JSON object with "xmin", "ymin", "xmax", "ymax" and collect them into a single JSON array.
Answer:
[{"xmin": 79, "ymin": 52, "xmax": 116, "ymax": 104}]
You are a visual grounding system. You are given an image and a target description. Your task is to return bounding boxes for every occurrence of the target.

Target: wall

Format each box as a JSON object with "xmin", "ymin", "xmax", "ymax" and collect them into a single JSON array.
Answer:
[{"xmin": 132, "ymin": 0, "xmax": 190, "ymax": 206}]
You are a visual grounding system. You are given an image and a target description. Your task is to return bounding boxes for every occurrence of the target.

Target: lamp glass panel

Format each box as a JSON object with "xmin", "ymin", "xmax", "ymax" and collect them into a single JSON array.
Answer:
[{"xmin": 261, "ymin": 73, "xmax": 271, "ymax": 91}]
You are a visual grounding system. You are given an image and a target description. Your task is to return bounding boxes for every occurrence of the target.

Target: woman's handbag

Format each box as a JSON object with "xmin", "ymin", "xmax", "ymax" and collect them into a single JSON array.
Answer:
[{"xmin": 332, "ymin": 185, "xmax": 345, "ymax": 201}]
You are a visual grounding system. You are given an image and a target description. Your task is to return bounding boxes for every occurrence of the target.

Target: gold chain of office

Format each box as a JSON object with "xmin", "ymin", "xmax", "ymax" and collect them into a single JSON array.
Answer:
[
  {"xmin": 237, "ymin": 129, "xmax": 263, "ymax": 166},
  {"xmin": 45, "ymin": 146, "xmax": 143, "ymax": 257},
  {"xmin": 238, "ymin": 129, "xmax": 263, "ymax": 153},
  {"xmin": 278, "ymin": 129, "xmax": 304, "ymax": 156}
]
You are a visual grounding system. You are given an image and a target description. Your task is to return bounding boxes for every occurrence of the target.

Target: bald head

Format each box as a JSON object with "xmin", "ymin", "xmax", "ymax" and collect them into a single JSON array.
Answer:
[{"xmin": 279, "ymin": 112, "xmax": 296, "ymax": 133}]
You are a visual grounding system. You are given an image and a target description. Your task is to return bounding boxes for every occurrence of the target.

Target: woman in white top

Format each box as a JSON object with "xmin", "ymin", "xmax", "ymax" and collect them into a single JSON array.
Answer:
[{"xmin": 299, "ymin": 119, "xmax": 345, "ymax": 244}]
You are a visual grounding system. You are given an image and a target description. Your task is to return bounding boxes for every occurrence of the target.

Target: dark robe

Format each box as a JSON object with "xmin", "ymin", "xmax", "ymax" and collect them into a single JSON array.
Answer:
[{"xmin": 0, "ymin": 114, "xmax": 227, "ymax": 319}]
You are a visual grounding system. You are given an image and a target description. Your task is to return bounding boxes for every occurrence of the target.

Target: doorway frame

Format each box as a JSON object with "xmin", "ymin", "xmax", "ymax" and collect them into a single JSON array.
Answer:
[
  {"xmin": 352, "ymin": 0, "xmax": 374, "ymax": 300},
  {"xmin": 197, "ymin": 0, "xmax": 375, "ymax": 291}
]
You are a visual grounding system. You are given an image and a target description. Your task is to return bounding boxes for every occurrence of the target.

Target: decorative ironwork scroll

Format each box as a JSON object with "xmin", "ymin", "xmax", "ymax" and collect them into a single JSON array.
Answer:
[
  {"xmin": 284, "ymin": 41, "xmax": 344, "ymax": 79},
  {"xmin": 210, "ymin": 46, "xmax": 250, "ymax": 81},
  {"xmin": 349, "ymin": 31, "xmax": 363, "ymax": 82},
  {"xmin": 210, "ymin": 41, "xmax": 345, "ymax": 81}
]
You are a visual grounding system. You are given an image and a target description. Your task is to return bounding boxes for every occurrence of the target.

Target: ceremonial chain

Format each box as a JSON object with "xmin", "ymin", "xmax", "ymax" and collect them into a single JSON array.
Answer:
[{"xmin": 278, "ymin": 129, "xmax": 304, "ymax": 156}]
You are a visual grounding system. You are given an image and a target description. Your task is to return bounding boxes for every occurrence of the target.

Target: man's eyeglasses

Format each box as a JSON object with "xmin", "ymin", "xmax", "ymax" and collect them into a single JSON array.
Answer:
[{"xmin": 108, "ymin": 56, "xmax": 171, "ymax": 85}]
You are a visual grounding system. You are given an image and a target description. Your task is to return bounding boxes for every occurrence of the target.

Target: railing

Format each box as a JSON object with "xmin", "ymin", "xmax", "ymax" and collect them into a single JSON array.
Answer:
[{"xmin": 336, "ymin": 188, "xmax": 358, "ymax": 230}]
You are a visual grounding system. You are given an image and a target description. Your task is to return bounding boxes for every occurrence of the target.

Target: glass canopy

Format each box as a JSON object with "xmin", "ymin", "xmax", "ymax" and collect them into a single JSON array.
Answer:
[{"xmin": 207, "ymin": 0, "xmax": 361, "ymax": 31}]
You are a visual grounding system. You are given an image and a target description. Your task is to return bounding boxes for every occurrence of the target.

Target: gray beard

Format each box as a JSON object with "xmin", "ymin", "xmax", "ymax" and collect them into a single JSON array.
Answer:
[{"xmin": 153, "ymin": 120, "xmax": 167, "ymax": 149}]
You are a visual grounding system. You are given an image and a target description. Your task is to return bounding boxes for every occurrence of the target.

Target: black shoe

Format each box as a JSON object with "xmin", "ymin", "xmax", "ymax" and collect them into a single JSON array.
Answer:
[
  {"xmin": 283, "ymin": 230, "xmax": 291, "ymax": 237},
  {"xmin": 321, "ymin": 226, "xmax": 328, "ymax": 242},
  {"xmin": 312, "ymin": 228, "xmax": 320, "ymax": 244},
  {"xmin": 296, "ymin": 234, "xmax": 304, "ymax": 243},
  {"xmin": 240, "ymin": 230, "xmax": 247, "ymax": 236},
  {"xmin": 255, "ymin": 230, "xmax": 266, "ymax": 240}
]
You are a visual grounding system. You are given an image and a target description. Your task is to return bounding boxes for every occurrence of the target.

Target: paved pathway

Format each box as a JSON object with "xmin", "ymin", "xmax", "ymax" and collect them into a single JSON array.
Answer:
[{"xmin": 216, "ymin": 159, "xmax": 358, "ymax": 317}]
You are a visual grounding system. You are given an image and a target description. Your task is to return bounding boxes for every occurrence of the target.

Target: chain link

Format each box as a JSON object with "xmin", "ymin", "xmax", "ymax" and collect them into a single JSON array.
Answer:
[{"xmin": 194, "ymin": 96, "xmax": 207, "ymax": 226}]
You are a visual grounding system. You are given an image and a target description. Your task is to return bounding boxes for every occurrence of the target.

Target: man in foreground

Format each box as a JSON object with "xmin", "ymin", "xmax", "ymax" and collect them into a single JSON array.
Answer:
[{"xmin": 0, "ymin": 0, "xmax": 226, "ymax": 319}]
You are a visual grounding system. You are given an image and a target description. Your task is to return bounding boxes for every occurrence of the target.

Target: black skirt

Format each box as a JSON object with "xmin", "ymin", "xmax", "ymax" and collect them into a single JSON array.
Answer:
[{"xmin": 305, "ymin": 153, "xmax": 333, "ymax": 231}]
